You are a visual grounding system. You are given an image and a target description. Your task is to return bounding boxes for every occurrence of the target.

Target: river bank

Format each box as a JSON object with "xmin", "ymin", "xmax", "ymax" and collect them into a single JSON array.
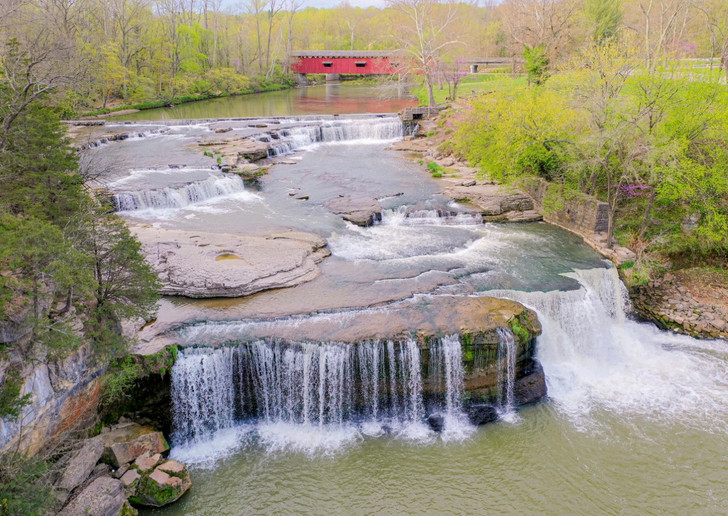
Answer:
[{"xmin": 397, "ymin": 107, "xmax": 727, "ymax": 340}]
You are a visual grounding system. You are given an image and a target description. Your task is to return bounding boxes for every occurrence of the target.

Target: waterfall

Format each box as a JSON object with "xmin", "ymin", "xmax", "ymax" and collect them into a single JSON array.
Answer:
[
  {"xmin": 261, "ymin": 117, "xmax": 405, "ymax": 156},
  {"xmin": 113, "ymin": 174, "xmax": 246, "ymax": 211},
  {"xmin": 495, "ymin": 328, "xmax": 517, "ymax": 414},
  {"xmin": 382, "ymin": 206, "xmax": 483, "ymax": 227},
  {"xmin": 488, "ymin": 265, "xmax": 728, "ymax": 428},
  {"xmin": 171, "ymin": 336, "xmax": 471, "ymax": 447}
]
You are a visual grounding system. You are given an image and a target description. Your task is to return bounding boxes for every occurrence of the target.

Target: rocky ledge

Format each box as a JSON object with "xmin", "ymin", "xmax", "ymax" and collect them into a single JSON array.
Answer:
[
  {"xmin": 630, "ymin": 268, "xmax": 728, "ymax": 339},
  {"xmin": 132, "ymin": 226, "xmax": 330, "ymax": 298},
  {"xmin": 56, "ymin": 421, "xmax": 191, "ymax": 515}
]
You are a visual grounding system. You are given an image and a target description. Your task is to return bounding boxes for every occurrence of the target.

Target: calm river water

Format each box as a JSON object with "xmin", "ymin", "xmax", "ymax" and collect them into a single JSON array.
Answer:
[{"xmin": 87, "ymin": 85, "xmax": 728, "ymax": 515}]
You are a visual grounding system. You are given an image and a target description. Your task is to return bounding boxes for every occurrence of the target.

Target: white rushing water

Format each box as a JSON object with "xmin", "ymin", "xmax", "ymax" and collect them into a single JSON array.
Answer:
[
  {"xmin": 114, "ymin": 174, "xmax": 249, "ymax": 211},
  {"xmin": 495, "ymin": 327, "xmax": 517, "ymax": 418},
  {"xmin": 263, "ymin": 117, "xmax": 406, "ymax": 156},
  {"xmin": 170, "ymin": 336, "xmax": 473, "ymax": 459},
  {"xmin": 489, "ymin": 265, "xmax": 728, "ymax": 430}
]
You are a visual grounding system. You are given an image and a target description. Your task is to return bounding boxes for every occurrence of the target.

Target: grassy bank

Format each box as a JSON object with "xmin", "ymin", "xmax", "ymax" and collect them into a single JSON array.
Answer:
[
  {"xmin": 79, "ymin": 82, "xmax": 293, "ymax": 119},
  {"xmin": 413, "ymin": 73, "xmax": 527, "ymax": 105}
]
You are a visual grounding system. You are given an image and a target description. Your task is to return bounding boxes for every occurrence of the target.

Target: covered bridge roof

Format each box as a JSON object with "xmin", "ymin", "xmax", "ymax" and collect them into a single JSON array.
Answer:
[{"xmin": 291, "ymin": 51, "xmax": 396, "ymax": 59}]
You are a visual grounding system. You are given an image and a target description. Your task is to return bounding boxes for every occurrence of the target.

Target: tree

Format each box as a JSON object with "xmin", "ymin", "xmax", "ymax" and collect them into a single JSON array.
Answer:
[
  {"xmin": 386, "ymin": 0, "xmax": 461, "ymax": 106},
  {"xmin": 523, "ymin": 43, "xmax": 549, "ymax": 85},
  {"xmin": 586, "ymin": 0, "xmax": 623, "ymax": 44}
]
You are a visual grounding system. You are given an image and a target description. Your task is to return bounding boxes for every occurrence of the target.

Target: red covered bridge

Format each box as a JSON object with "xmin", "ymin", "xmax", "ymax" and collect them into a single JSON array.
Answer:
[{"xmin": 291, "ymin": 51, "xmax": 400, "ymax": 81}]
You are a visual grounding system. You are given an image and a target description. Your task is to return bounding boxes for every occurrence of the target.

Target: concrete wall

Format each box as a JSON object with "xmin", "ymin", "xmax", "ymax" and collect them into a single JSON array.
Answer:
[{"xmin": 521, "ymin": 177, "xmax": 609, "ymax": 235}]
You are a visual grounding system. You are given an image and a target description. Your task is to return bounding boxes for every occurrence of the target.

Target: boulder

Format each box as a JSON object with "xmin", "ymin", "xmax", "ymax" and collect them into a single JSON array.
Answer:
[
  {"xmin": 514, "ymin": 359, "xmax": 547, "ymax": 405},
  {"xmin": 130, "ymin": 460, "xmax": 192, "ymax": 508},
  {"xmin": 121, "ymin": 468, "xmax": 141, "ymax": 489},
  {"xmin": 461, "ymin": 180, "xmax": 477, "ymax": 187},
  {"xmin": 133, "ymin": 227, "xmax": 330, "ymax": 298},
  {"xmin": 55, "ymin": 437, "xmax": 105, "ymax": 493},
  {"xmin": 236, "ymin": 140, "xmax": 270, "ymax": 161},
  {"xmin": 134, "ymin": 450, "xmax": 163, "ymax": 473},
  {"xmin": 100, "ymin": 422, "xmax": 169, "ymax": 467},
  {"xmin": 59, "ymin": 477, "xmax": 126, "ymax": 516},
  {"xmin": 426, "ymin": 413, "xmax": 445, "ymax": 432},
  {"xmin": 465, "ymin": 403, "xmax": 499, "ymax": 426},
  {"xmin": 325, "ymin": 195, "xmax": 382, "ymax": 227}
]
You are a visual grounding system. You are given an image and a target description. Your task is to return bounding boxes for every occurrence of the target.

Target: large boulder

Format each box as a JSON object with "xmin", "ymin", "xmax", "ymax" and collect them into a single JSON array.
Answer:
[
  {"xmin": 129, "ymin": 459, "xmax": 192, "ymax": 508},
  {"xmin": 325, "ymin": 195, "xmax": 382, "ymax": 227},
  {"xmin": 59, "ymin": 477, "xmax": 127, "ymax": 516},
  {"xmin": 55, "ymin": 436, "xmax": 105, "ymax": 493},
  {"xmin": 465, "ymin": 403, "xmax": 499, "ymax": 426},
  {"xmin": 514, "ymin": 359, "xmax": 547, "ymax": 405},
  {"xmin": 100, "ymin": 422, "xmax": 169, "ymax": 467}
]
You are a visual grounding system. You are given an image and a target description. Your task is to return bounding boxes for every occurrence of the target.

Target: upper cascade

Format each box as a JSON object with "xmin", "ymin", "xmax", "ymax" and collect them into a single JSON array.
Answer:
[{"xmin": 259, "ymin": 117, "xmax": 406, "ymax": 156}]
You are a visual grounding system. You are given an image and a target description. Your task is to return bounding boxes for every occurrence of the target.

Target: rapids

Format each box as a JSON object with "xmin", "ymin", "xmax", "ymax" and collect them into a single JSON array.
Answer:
[{"xmin": 82, "ymin": 96, "xmax": 728, "ymax": 514}]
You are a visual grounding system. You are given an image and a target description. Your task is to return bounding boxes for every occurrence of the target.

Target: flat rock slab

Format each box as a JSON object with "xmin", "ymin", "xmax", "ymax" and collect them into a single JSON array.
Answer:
[
  {"xmin": 446, "ymin": 183, "xmax": 534, "ymax": 216},
  {"xmin": 56, "ymin": 436, "xmax": 104, "ymax": 492},
  {"xmin": 325, "ymin": 195, "xmax": 382, "ymax": 227},
  {"xmin": 59, "ymin": 477, "xmax": 126, "ymax": 516},
  {"xmin": 167, "ymin": 295, "xmax": 540, "ymax": 346},
  {"xmin": 133, "ymin": 227, "xmax": 330, "ymax": 298}
]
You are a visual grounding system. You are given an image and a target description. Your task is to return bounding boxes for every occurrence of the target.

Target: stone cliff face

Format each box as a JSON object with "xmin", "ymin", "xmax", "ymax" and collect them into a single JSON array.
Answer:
[{"xmin": 0, "ymin": 341, "xmax": 104, "ymax": 456}]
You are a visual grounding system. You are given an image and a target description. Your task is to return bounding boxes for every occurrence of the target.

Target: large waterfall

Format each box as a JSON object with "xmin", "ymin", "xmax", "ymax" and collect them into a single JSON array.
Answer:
[
  {"xmin": 114, "ymin": 174, "xmax": 248, "ymax": 211},
  {"xmin": 489, "ymin": 266, "xmax": 728, "ymax": 429},
  {"xmin": 171, "ymin": 335, "xmax": 478, "ymax": 450}
]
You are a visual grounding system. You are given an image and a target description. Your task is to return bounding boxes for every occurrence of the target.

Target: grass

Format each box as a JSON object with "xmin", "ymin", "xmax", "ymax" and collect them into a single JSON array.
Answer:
[{"xmin": 413, "ymin": 73, "xmax": 528, "ymax": 105}]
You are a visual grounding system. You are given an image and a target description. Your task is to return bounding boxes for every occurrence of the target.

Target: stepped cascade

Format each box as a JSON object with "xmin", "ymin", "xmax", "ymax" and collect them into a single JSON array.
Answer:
[{"xmin": 114, "ymin": 174, "xmax": 247, "ymax": 211}]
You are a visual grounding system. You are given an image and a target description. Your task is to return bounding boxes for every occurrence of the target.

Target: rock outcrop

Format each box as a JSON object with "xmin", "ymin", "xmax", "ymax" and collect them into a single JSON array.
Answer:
[
  {"xmin": 129, "ymin": 459, "xmax": 192, "ymax": 507},
  {"xmin": 55, "ymin": 421, "xmax": 191, "ymax": 514},
  {"xmin": 133, "ymin": 227, "xmax": 330, "ymax": 298},
  {"xmin": 631, "ymin": 268, "xmax": 728, "ymax": 339},
  {"xmin": 99, "ymin": 422, "xmax": 169, "ymax": 467},
  {"xmin": 324, "ymin": 195, "xmax": 382, "ymax": 226},
  {"xmin": 58, "ymin": 477, "xmax": 128, "ymax": 516},
  {"xmin": 445, "ymin": 182, "xmax": 543, "ymax": 223}
]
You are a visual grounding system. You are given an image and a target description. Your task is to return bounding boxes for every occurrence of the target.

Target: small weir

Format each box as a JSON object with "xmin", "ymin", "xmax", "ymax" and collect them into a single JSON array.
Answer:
[
  {"xmin": 259, "ymin": 116, "xmax": 407, "ymax": 156},
  {"xmin": 113, "ymin": 174, "xmax": 247, "ymax": 211}
]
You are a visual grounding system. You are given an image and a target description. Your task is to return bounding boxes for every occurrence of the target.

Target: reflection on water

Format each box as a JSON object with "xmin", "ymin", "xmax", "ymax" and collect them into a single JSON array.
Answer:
[{"xmin": 115, "ymin": 83, "xmax": 417, "ymax": 121}]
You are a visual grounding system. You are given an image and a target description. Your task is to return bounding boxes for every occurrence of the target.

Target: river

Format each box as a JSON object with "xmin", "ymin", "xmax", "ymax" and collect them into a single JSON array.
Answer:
[{"xmin": 84, "ymin": 85, "xmax": 728, "ymax": 514}]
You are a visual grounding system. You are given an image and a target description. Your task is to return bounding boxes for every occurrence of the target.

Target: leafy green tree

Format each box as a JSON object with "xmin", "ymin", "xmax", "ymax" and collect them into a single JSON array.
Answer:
[{"xmin": 522, "ymin": 44, "xmax": 549, "ymax": 86}]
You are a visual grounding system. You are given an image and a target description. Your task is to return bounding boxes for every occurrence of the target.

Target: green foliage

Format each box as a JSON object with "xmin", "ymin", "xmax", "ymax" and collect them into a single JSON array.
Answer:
[
  {"xmin": 427, "ymin": 161, "xmax": 443, "ymax": 173},
  {"xmin": 450, "ymin": 51, "xmax": 728, "ymax": 265},
  {"xmin": 586, "ymin": 0, "xmax": 623, "ymax": 44},
  {"xmin": 0, "ymin": 369, "xmax": 31, "ymax": 421},
  {"xmin": 0, "ymin": 453, "xmax": 52, "ymax": 516},
  {"xmin": 522, "ymin": 44, "xmax": 549, "ymax": 86}
]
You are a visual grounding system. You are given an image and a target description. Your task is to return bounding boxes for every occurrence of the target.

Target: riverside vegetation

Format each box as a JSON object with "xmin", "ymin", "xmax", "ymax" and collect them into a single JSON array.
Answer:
[{"xmin": 2, "ymin": 0, "xmax": 728, "ymax": 513}]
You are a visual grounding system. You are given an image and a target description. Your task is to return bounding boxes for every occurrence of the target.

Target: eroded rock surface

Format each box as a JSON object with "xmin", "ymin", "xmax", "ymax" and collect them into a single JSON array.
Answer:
[
  {"xmin": 133, "ymin": 226, "xmax": 330, "ymax": 298},
  {"xmin": 59, "ymin": 477, "xmax": 127, "ymax": 516}
]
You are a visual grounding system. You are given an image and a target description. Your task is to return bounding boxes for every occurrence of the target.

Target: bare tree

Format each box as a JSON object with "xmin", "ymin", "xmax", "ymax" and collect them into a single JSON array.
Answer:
[
  {"xmin": 501, "ymin": 0, "xmax": 580, "ymax": 62},
  {"xmin": 637, "ymin": 0, "xmax": 689, "ymax": 70},
  {"xmin": 695, "ymin": 0, "xmax": 728, "ymax": 80},
  {"xmin": 386, "ymin": 0, "xmax": 462, "ymax": 106},
  {"xmin": 283, "ymin": 0, "xmax": 302, "ymax": 74}
]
